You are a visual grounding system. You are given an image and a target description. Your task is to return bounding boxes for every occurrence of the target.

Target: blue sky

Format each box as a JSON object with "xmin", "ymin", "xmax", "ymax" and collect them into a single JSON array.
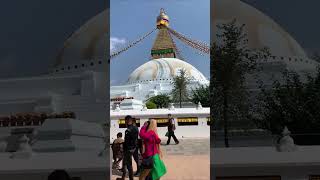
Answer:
[
  {"xmin": 0, "ymin": 0, "xmax": 319, "ymax": 79},
  {"xmin": 110, "ymin": 0, "xmax": 210, "ymax": 85}
]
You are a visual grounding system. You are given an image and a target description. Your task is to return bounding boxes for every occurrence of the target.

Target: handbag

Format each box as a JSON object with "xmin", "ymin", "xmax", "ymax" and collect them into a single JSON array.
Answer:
[
  {"xmin": 165, "ymin": 131, "xmax": 169, "ymax": 137},
  {"xmin": 151, "ymin": 153, "xmax": 167, "ymax": 179},
  {"xmin": 142, "ymin": 155, "xmax": 153, "ymax": 169},
  {"xmin": 141, "ymin": 135, "xmax": 155, "ymax": 169}
]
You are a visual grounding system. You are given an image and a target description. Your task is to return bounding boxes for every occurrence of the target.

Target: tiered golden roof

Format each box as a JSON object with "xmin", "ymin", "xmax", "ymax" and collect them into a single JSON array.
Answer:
[{"xmin": 151, "ymin": 9, "xmax": 177, "ymax": 59}]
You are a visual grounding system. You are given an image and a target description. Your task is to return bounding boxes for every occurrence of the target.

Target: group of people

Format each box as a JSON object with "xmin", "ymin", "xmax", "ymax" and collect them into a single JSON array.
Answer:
[{"xmin": 112, "ymin": 114, "xmax": 179, "ymax": 180}]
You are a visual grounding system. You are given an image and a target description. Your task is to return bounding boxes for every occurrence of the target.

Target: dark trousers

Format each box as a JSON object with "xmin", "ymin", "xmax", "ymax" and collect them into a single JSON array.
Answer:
[
  {"xmin": 122, "ymin": 150, "xmax": 134, "ymax": 180},
  {"xmin": 167, "ymin": 130, "xmax": 179, "ymax": 144},
  {"xmin": 133, "ymin": 147, "xmax": 140, "ymax": 173}
]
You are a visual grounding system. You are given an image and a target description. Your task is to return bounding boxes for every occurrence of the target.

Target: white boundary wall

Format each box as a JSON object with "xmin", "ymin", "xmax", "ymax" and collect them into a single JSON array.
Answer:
[
  {"xmin": 110, "ymin": 107, "xmax": 210, "ymax": 141},
  {"xmin": 212, "ymin": 146, "xmax": 320, "ymax": 180},
  {"xmin": 0, "ymin": 152, "xmax": 107, "ymax": 180}
]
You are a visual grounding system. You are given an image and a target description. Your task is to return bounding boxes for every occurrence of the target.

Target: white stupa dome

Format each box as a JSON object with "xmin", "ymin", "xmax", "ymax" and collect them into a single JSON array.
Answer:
[
  {"xmin": 54, "ymin": 9, "xmax": 108, "ymax": 68},
  {"xmin": 212, "ymin": 0, "xmax": 307, "ymax": 58},
  {"xmin": 127, "ymin": 58, "xmax": 208, "ymax": 84},
  {"xmin": 212, "ymin": 0, "xmax": 318, "ymax": 73},
  {"xmin": 51, "ymin": 9, "xmax": 108, "ymax": 74}
]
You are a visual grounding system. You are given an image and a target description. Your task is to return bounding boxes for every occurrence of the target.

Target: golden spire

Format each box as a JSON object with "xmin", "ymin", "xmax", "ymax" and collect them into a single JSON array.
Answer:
[
  {"xmin": 151, "ymin": 9, "xmax": 176, "ymax": 59},
  {"xmin": 156, "ymin": 8, "xmax": 169, "ymax": 28}
]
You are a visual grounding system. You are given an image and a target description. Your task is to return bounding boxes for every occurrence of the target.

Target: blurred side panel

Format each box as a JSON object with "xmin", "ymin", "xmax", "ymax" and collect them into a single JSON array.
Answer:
[{"xmin": 0, "ymin": 0, "xmax": 110, "ymax": 179}]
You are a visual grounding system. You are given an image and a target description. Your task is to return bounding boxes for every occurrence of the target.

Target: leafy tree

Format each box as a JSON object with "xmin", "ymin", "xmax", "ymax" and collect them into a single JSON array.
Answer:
[
  {"xmin": 147, "ymin": 94, "xmax": 171, "ymax": 108},
  {"xmin": 191, "ymin": 85, "xmax": 210, "ymax": 107},
  {"xmin": 171, "ymin": 69, "xmax": 190, "ymax": 108},
  {"xmin": 211, "ymin": 19, "xmax": 270, "ymax": 147},
  {"xmin": 311, "ymin": 52, "xmax": 320, "ymax": 63},
  {"xmin": 146, "ymin": 101, "xmax": 157, "ymax": 109},
  {"xmin": 255, "ymin": 68, "xmax": 320, "ymax": 142}
]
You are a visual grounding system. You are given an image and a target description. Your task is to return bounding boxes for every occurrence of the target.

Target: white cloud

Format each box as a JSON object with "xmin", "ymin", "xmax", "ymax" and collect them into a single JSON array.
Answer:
[{"xmin": 110, "ymin": 37, "xmax": 126, "ymax": 53}]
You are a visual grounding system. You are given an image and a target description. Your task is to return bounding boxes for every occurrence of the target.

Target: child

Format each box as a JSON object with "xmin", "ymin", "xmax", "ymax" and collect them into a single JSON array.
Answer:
[{"xmin": 112, "ymin": 132, "xmax": 124, "ymax": 170}]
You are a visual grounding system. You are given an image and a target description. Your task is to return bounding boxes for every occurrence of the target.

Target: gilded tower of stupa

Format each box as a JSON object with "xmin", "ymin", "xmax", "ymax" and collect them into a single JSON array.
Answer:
[{"xmin": 151, "ymin": 8, "xmax": 178, "ymax": 59}]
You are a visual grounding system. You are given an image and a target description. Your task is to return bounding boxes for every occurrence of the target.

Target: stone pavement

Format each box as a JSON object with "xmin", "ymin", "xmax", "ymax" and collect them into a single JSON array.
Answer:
[
  {"xmin": 111, "ymin": 138, "xmax": 210, "ymax": 180},
  {"xmin": 160, "ymin": 138, "xmax": 210, "ymax": 156}
]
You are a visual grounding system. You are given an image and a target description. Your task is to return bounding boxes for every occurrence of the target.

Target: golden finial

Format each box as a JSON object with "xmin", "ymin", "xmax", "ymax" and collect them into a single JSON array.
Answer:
[
  {"xmin": 160, "ymin": 8, "xmax": 165, "ymax": 14},
  {"xmin": 157, "ymin": 8, "xmax": 169, "ymax": 28}
]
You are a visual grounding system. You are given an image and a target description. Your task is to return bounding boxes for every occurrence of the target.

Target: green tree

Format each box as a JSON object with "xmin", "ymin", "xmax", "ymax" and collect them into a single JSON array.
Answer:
[
  {"xmin": 147, "ymin": 94, "xmax": 171, "ymax": 108},
  {"xmin": 255, "ymin": 68, "xmax": 320, "ymax": 140},
  {"xmin": 191, "ymin": 85, "xmax": 210, "ymax": 107},
  {"xmin": 171, "ymin": 69, "xmax": 190, "ymax": 108},
  {"xmin": 312, "ymin": 52, "xmax": 320, "ymax": 63},
  {"xmin": 211, "ymin": 19, "xmax": 270, "ymax": 147},
  {"xmin": 146, "ymin": 101, "xmax": 157, "ymax": 109}
]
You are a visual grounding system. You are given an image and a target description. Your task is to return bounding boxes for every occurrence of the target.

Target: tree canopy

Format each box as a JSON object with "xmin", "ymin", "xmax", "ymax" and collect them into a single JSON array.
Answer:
[
  {"xmin": 255, "ymin": 69, "xmax": 320, "ymax": 135},
  {"xmin": 191, "ymin": 85, "xmax": 210, "ymax": 107},
  {"xmin": 211, "ymin": 19, "xmax": 270, "ymax": 147},
  {"xmin": 171, "ymin": 69, "xmax": 190, "ymax": 108},
  {"xmin": 146, "ymin": 101, "xmax": 157, "ymax": 109},
  {"xmin": 147, "ymin": 94, "xmax": 171, "ymax": 108}
]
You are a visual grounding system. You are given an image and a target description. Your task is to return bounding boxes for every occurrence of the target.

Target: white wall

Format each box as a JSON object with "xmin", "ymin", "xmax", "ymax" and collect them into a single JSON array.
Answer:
[
  {"xmin": 214, "ymin": 166, "xmax": 319, "ymax": 180},
  {"xmin": 110, "ymin": 117, "xmax": 210, "ymax": 142},
  {"xmin": 213, "ymin": 146, "xmax": 320, "ymax": 180}
]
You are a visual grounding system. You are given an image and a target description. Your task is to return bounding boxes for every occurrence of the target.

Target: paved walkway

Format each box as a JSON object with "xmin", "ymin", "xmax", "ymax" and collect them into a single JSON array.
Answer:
[
  {"xmin": 160, "ymin": 138, "xmax": 210, "ymax": 155},
  {"xmin": 112, "ymin": 138, "xmax": 210, "ymax": 180}
]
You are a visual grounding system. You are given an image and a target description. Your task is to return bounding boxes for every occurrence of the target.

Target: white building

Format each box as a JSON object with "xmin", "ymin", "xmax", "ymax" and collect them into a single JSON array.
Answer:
[
  {"xmin": 0, "ymin": 10, "xmax": 108, "ymax": 123},
  {"xmin": 109, "ymin": 9, "xmax": 210, "ymax": 144},
  {"xmin": 0, "ymin": 9, "xmax": 109, "ymax": 180},
  {"xmin": 213, "ymin": 0, "xmax": 318, "ymax": 90},
  {"xmin": 212, "ymin": 1, "xmax": 320, "ymax": 179},
  {"xmin": 111, "ymin": 57, "xmax": 209, "ymax": 103},
  {"xmin": 110, "ymin": 9, "xmax": 209, "ymax": 108}
]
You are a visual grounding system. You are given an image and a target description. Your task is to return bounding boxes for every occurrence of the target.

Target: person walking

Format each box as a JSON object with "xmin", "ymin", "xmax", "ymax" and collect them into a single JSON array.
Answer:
[
  {"xmin": 117, "ymin": 115, "xmax": 139, "ymax": 180},
  {"xmin": 139, "ymin": 120, "xmax": 167, "ymax": 180},
  {"xmin": 166, "ymin": 114, "xmax": 179, "ymax": 145},
  {"xmin": 112, "ymin": 132, "xmax": 124, "ymax": 170}
]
